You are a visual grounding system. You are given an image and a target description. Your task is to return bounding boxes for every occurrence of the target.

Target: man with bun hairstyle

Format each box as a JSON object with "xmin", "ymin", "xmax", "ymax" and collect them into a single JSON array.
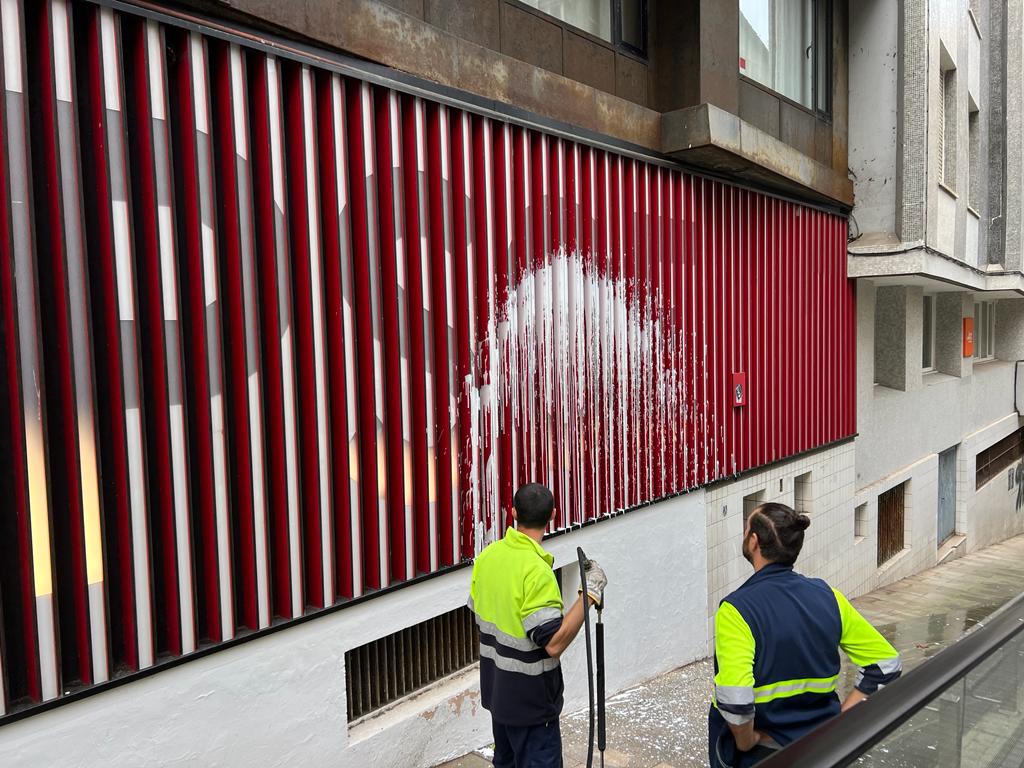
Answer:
[{"xmin": 708, "ymin": 503, "xmax": 901, "ymax": 767}]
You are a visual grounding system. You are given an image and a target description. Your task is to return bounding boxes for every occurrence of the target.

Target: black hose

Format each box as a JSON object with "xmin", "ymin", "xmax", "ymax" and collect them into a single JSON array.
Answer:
[
  {"xmin": 597, "ymin": 615, "xmax": 605, "ymax": 757},
  {"xmin": 577, "ymin": 546, "xmax": 595, "ymax": 768}
]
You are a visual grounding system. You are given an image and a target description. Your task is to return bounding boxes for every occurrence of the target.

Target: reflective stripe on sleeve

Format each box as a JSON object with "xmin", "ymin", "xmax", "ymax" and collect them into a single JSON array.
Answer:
[
  {"xmin": 479, "ymin": 643, "xmax": 560, "ymax": 675},
  {"xmin": 522, "ymin": 606, "xmax": 562, "ymax": 631}
]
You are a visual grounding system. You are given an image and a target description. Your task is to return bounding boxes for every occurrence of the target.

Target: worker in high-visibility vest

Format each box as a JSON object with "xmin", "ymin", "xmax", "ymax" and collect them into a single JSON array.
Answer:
[
  {"xmin": 468, "ymin": 483, "xmax": 607, "ymax": 768},
  {"xmin": 709, "ymin": 502, "xmax": 902, "ymax": 767}
]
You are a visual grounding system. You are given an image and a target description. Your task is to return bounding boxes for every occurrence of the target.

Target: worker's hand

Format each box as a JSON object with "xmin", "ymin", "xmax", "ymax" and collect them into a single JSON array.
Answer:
[{"xmin": 580, "ymin": 558, "xmax": 607, "ymax": 608}]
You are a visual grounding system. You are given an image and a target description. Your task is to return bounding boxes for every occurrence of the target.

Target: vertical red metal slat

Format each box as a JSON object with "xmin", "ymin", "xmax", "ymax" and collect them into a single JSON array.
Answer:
[
  {"xmin": 643, "ymin": 165, "xmax": 656, "ymax": 499},
  {"xmin": 375, "ymin": 88, "xmax": 414, "ymax": 583},
  {"xmin": 595, "ymin": 150, "xmax": 612, "ymax": 514},
  {"xmin": 76, "ymin": 4, "xmax": 148, "ymax": 670},
  {"xmin": 209, "ymin": 39, "xmax": 265, "ymax": 630},
  {"xmin": 675, "ymin": 173, "xmax": 686, "ymax": 488},
  {"xmin": 248, "ymin": 52, "xmax": 303, "ymax": 616},
  {"xmin": 120, "ymin": 15, "xmax": 194, "ymax": 659},
  {"xmin": 41, "ymin": 0, "xmax": 111, "ymax": 684},
  {"xmin": 493, "ymin": 121, "xmax": 515, "ymax": 530},
  {"xmin": 122, "ymin": 17, "xmax": 187, "ymax": 655},
  {"xmin": 472, "ymin": 116, "xmax": 498, "ymax": 542},
  {"xmin": 622, "ymin": 159, "xmax": 636, "ymax": 504},
  {"xmin": 579, "ymin": 145, "xmax": 596, "ymax": 520},
  {"xmin": 168, "ymin": 28, "xmax": 227, "ymax": 643},
  {"xmin": 449, "ymin": 109, "xmax": 476, "ymax": 558},
  {"xmin": 317, "ymin": 71, "xmax": 360, "ymax": 598},
  {"xmin": 697, "ymin": 177, "xmax": 706, "ymax": 484},
  {"xmin": 511, "ymin": 127, "xmax": 531, "ymax": 490},
  {"xmin": 345, "ymin": 80, "xmax": 388, "ymax": 590},
  {"xmin": 530, "ymin": 133, "xmax": 552, "ymax": 515},
  {"xmin": 400, "ymin": 94, "xmax": 434, "ymax": 573},
  {"xmin": 611, "ymin": 155, "xmax": 625, "ymax": 510},
  {"xmin": 0, "ymin": 0, "xmax": 54, "ymax": 703},
  {"xmin": 660, "ymin": 169, "xmax": 672, "ymax": 493},
  {"xmin": 424, "ymin": 102, "xmax": 459, "ymax": 568},
  {"xmin": 562, "ymin": 140, "xmax": 578, "ymax": 524},
  {"xmin": 301, "ymin": 65, "xmax": 335, "ymax": 606},
  {"xmin": 769, "ymin": 196, "xmax": 778, "ymax": 463},
  {"xmin": 283, "ymin": 61, "xmax": 323, "ymax": 610},
  {"xmin": 548, "ymin": 138, "xmax": 565, "ymax": 527}
]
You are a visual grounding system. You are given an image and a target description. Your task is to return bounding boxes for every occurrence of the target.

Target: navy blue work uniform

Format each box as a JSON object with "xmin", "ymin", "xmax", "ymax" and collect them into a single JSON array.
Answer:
[{"xmin": 709, "ymin": 564, "xmax": 902, "ymax": 767}]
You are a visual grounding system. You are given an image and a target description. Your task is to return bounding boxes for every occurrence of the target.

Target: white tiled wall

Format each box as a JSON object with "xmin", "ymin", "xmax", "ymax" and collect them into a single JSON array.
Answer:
[
  {"xmin": 963, "ymin": 413, "xmax": 1024, "ymax": 550},
  {"xmin": 705, "ymin": 442, "xmax": 858, "ymax": 637}
]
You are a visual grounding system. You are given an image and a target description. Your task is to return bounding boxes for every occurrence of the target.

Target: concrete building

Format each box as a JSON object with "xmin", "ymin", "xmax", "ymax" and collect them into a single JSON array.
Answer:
[
  {"xmin": 4, "ymin": 1, "xmax": 1010, "ymax": 767},
  {"xmin": 848, "ymin": 0, "xmax": 1024, "ymax": 598}
]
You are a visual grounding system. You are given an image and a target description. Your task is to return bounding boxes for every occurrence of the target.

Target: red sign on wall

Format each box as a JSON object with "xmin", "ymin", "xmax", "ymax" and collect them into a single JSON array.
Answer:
[{"xmin": 964, "ymin": 317, "xmax": 975, "ymax": 357}]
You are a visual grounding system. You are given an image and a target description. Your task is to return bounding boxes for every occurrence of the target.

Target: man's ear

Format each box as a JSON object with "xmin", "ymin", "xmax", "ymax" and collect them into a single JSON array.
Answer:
[{"xmin": 510, "ymin": 507, "xmax": 518, "ymax": 523}]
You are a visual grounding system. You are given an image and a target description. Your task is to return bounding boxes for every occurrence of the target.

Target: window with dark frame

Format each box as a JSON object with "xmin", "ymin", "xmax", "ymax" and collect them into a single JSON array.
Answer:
[
  {"xmin": 922, "ymin": 294, "xmax": 936, "ymax": 371},
  {"xmin": 974, "ymin": 301, "xmax": 996, "ymax": 360},
  {"xmin": 738, "ymin": 0, "xmax": 833, "ymax": 118},
  {"xmin": 516, "ymin": 0, "xmax": 648, "ymax": 57},
  {"xmin": 968, "ymin": 106, "xmax": 980, "ymax": 210},
  {"xmin": 877, "ymin": 482, "xmax": 906, "ymax": 567},
  {"xmin": 975, "ymin": 428, "xmax": 1024, "ymax": 490}
]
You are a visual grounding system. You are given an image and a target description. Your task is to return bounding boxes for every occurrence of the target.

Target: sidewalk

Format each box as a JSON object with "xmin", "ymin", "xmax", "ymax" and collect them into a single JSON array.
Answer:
[{"xmin": 437, "ymin": 534, "xmax": 1024, "ymax": 768}]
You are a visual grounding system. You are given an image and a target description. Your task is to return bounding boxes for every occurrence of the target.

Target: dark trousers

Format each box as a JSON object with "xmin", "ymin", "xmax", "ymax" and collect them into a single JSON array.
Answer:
[{"xmin": 492, "ymin": 719, "xmax": 562, "ymax": 768}]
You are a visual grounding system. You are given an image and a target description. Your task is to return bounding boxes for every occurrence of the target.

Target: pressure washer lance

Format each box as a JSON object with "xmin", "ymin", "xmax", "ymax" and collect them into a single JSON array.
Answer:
[{"xmin": 576, "ymin": 547, "xmax": 607, "ymax": 768}]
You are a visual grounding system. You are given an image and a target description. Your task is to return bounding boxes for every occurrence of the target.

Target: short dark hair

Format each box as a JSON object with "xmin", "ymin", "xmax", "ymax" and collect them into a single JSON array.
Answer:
[
  {"xmin": 747, "ymin": 502, "xmax": 810, "ymax": 565},
  {"xmin": 513, "ymin": 483, "xmax": 555, "ymax": 529}
]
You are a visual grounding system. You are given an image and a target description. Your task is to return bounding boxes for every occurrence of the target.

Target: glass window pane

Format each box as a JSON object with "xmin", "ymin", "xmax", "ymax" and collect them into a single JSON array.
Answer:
[
  {"xmin": 988, "ymin": 304, "xmax": 996, "ymax": 357},
  {"xmin": 620, "ymin": 0, "xmax": 644, "ymax": 51},
  {"xmin": 973, "ymin": 303, "xmax": 981, "ymax": 359},
  {"xmin": 815, "ymin": 0, "xmax": 830, "ymax": 113},
  {"xmin": 519, "ymin": 0, "xmax": 613, "ymax": 42},
  {"xmin": 739, "ymin": 0, "xmax": 815, "ymax": 108},
  {"xmin": 923, "ymin": 296, "xmax": 934, "ymax": 369}
]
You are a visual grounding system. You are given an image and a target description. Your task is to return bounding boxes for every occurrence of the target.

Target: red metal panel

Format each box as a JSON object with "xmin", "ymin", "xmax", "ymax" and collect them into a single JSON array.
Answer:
[
  {"xmin": 76, "ymin": 3, "xmax": 143, "ymax": 671},
  {"xmin": 318, "ymin": 71, "xmax": 358, "ymax": 597},
  {"xmin": 425, "ymin": 102, "xmax": 458, "ymax": 568},
  {"xmin": 122, "ymin": 16, "xmax": 187, "ymax": 656},
  {"xmin": 401, "ymin": 94, "xmax": 433, "ymax": 573},
  {"xmin": 248, "ymin": 51, "xmax": 302, "ymax": 617},
  {"xmin": 376, "ymin": 88, "xmax": 413, "ymax": 583},
  {"xmin": 0, "ymin": 0, "xmax": 859, "ymax": 711},
  {"xmin": 167, "ymin": 27, "xmax": 224, "ymax": 643},
  {"xmin": 208, "ymin": 39, "xmax": 260, "ymax": 634},
  {"xmin": 0, "ymin": 0, "xmax": 49, "ymax": 704},
  {"xmin": 347, "ymin": 81, "xmax": 387, "ymax": 591},
  {"xmin": 284, "ymin": 60, "xmax": 325, "ymax": 610}
]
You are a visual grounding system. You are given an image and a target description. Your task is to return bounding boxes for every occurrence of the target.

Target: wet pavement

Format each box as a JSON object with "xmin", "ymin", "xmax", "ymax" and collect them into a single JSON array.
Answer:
[{"xmin": 437, "ymin": 534, "xmax": 1024, "ymax": 768}]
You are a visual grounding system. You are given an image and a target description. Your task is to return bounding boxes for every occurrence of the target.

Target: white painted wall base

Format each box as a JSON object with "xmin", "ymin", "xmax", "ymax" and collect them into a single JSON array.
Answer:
[{"xmin": 0, "ymin": 493, "xmax": 707, "ymax": 768}]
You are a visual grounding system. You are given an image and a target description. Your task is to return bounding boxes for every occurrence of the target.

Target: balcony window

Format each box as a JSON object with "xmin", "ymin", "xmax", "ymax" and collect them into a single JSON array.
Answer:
[
  {"xmin": 517, "ymin": 0, "xmax": 647, "ymax": 55},
  {"xmin": 922, "ymin": 295, "xmax": 936, "ymax": 371},
  {"xmin": 739, "ymin": 0, "xmax": 832, "ymax": 115},
  {"xmin": 974, "ymin": 301, "xmax": 995, "ymax": 360}
]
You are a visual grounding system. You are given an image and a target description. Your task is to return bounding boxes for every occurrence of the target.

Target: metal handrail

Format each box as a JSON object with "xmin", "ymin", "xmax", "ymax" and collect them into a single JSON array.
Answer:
[{"xmin": 757, "ymin": 591, "xmax": 1024, "ymax": 768}]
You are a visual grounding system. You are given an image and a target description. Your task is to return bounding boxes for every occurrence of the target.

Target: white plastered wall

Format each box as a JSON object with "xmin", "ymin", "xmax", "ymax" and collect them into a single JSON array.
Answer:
[{"xmin": 0, "ymin": 493, "xmax": 707, "ymax": 768}]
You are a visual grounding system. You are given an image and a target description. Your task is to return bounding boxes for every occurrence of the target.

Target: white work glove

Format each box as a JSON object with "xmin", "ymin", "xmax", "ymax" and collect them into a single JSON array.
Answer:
[{"xmin": 579, "ymin": 558, "xmax": 607, "ymax": 608}]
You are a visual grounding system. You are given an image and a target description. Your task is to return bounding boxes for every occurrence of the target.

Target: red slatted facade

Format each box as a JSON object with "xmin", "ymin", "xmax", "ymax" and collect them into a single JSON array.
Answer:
[{"xmin": 0, "ymin": 0, "xmax": 855, "ymax": 715}]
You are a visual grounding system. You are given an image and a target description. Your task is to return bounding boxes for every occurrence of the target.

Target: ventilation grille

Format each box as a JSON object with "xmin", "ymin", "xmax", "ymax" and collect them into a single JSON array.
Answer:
[
  {"xmin": 345, "ymin": 606, "xmax": 479, "ymax": 722},
  {"xmin": 877, "ymin": 482, "xmax": 906, "ymax": 567},
  {"xmin": 976, "ymin": 428, "xmax": 1024, "ymax": 490}
]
